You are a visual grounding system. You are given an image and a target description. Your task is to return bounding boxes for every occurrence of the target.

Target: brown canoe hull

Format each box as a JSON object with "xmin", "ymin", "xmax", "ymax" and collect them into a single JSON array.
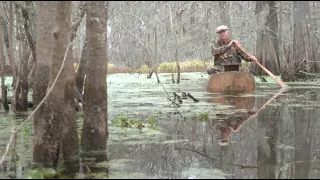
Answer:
[{"xmin": 206, "ymin": 72, "xmax": 255, "ymax": 94}]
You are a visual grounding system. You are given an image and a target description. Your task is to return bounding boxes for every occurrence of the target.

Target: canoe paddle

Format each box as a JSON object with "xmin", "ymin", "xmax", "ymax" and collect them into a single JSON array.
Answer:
[{"xmin": 235, "ymin": 44, "xmax": 289, "ymax": 89}]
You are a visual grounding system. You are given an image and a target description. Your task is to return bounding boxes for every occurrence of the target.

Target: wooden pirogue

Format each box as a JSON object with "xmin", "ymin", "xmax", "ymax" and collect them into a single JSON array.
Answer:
[{"xmin": 206, "ymin": 64, "xmax": 255, "ymax": 94}]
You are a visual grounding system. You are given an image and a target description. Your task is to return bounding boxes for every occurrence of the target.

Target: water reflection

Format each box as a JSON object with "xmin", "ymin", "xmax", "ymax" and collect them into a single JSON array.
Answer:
[
  {"xmin": 65, "ymin": 87, "xmax": 320, "ymax": 179},
  {"xmin": 213, "ymin": 111, "xmax": 256, "ymax": 146},
  {"xmin": 211, "ymin": 88, "xmax": 287, "ymax": 147},
  {"xmin": 208, "ymin": 94, "xmax": 255, "ymax": 110},
  {"xmin": 209, "ymin": 94, "xmax": 256, "ymax": 147}
]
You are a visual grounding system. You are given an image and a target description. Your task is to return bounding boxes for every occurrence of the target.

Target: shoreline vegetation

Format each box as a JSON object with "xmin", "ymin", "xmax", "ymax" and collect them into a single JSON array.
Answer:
[
  {"xmin": 2, "ymin": 59, "xmax": 319, "ymax": 85},
  {"xmin": 74, "ymin": 60, "xmax": 217, "ymax": 74},
  {"xmin": 73, "ymin": 60, "xmax": 252, "ymax": 74}
]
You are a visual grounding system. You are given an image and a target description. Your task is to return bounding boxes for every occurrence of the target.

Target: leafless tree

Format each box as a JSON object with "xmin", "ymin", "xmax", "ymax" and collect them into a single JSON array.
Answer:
[{"xmin": 0, "ymin": 15, "xmax": 8, "ymax": 110}]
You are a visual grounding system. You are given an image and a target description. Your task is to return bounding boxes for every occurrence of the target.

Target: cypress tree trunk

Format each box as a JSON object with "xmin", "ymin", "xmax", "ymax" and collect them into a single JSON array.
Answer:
[
  {"xmin": 33, "ymin": 1, "xmax": 56, "ymax": 166},
  {"xmin": 81, "ymin": 1, "xmax": 108, "ymax": 161}
]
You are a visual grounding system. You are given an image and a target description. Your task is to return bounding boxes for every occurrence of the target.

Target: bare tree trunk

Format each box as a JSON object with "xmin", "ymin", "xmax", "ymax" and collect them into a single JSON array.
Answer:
[
  {"xmin": 13, "ymin": 1, "xmax": 37, "ymax": 88},
  {"xmin": 8, "ymin": 2, "xmax": 17, "ymax": 86},
  {"xmin": 145, "ymin": 29, "xmax": 160, "ymax": 83},
  {"xmin": 153, "ymin": 25, "xmax": 160, "ymax": 83},
  {"xmin": 292, "ymin": 1, "xmax": 318, "ymax": 73},
  {"xmin": 0, "ymin": 16, "xmax": 9, "ymax": 111},
  {"xmin": 282, "ymin": 1, "xmax": 319, "ymax": 81},
  {"xmin": 175, "ymin": 49, "xmax": 180, "ymax": 84},
  {"xmin": 20, "ymin": 1, "xmax": 36, "ymax": 63},
  {"xmin": 11, "ymin": 6, "xmax": 30, "ymax": 112},
  {"xmin": 239, "ymin": 2, "xmax": 245, "ymax": 43},
  {"xmin": 32, "ymin": 1, "xmax": 57, "ymax": 167},
  {"xmin": 13, "ymin": 27, "xmax": 29, "ymax": 111},
  {"xmin": 278, "ymin": 1, "xmax": 286, "ymax": 72},
  {"xmin": 36, "ymin": 1, "xmax": 75, "ymax": 168},
  {"xmin": 146, "ymin": 32, "xmax": 153, "ymax": 78},
  {"xmin": 253, "ymin": 1, "xmax": 280, "ymax": 75},
  {"xmin": 60, "ymin": 2, "xmax": 82, "ymax": 162},
  {"xmin": 288, "ymin": 2, "xmax": 295, "ymax": 71},
  {"xmin": 81, "ymin": 1, "xmax": 108, "ymax": 161},
  {"xmin": 176, "ymin": 10, "xmax": 184, "ymax": 84},
  {"xmin": 152, "ymin": 5, "xmax": 160, "ymax": 83},
  {"xmin": 169, "ymin": 5, "xmax": 181, "ymax": 84},
  {"xmin": 62, "ymin": 41, "xmax": 79, "ymax": 162},
  {"xmin": 165, "ymin": 25, "xmax": 175, "ymax": 83},
  {"xmin": 34, "ymin": 1, "xmax": 79, "ymax": 167}
]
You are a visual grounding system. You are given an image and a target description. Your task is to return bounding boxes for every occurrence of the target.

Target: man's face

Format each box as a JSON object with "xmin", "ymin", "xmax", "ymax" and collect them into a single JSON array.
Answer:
[{"xmin": 218, "ymin": 30, "xmax": 229, "ymax": 41}]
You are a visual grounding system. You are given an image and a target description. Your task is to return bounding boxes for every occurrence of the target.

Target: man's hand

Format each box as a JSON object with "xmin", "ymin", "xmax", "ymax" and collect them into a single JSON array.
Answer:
[
  {"xmin": 227, "ymin": 40, "xmax": 240, "ymax": 48},
  {"xmin": 249, "ymin": 54, "xmax": 258, "ymax": 62},
  {"xmin": 232, "ymin": 40, "xmax": 240, "ymax": 47}
]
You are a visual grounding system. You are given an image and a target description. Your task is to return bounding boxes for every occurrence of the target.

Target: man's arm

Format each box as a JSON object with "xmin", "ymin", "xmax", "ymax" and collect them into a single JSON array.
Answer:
[
  {"xmin": 236, "ymin": 46, "xmax": 253, "ymax": 62},
  {"xmin": 232, "ymin": 40, "xmax": 258, "ymax": 62}
]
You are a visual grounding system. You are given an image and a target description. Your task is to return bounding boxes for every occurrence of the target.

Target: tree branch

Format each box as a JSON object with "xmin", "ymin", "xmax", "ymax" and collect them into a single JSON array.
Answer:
[{"xmin": 19, "ymin": 1, "xmax": 36, "ymax": 62}]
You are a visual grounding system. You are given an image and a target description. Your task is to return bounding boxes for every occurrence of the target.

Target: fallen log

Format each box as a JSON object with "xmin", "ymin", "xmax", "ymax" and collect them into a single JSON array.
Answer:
[
  {"xmin": 181, "ymin": 92, "xmax": 187, "ymax": 99},
  {"xmin": 187, "ymin": 93, "xmax": 199, "ymax": 102},
  {"xmin": 173, "ymin": 92, "xmax": 182, "ymax": 104}
]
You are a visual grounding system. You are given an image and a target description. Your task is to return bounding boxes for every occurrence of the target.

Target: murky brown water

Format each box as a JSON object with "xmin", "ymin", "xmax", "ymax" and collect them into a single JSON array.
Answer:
[{"xmin": 1, "ymin": 73, "xmax": 320, "ymax": 179}]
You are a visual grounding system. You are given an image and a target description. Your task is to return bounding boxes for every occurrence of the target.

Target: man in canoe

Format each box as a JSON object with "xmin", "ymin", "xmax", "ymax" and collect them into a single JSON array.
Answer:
[
  {"xmin": 207, "ymin": 25, "xmax": 258, "ymax": 75},
  {"xmin": 215, "ymin": 110, "xmax": 258, "ymax": 146}
]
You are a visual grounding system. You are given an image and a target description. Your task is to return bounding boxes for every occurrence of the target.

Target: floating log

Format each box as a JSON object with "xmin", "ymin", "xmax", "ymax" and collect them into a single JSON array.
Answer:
[
  {"xmin": 187, "ymin": 93, "xmax": 199, "ymax": 102},
  {"xmin": 173, "ymin": 92, "xmax": 182, "ymax": 104},
  {"xmin": 181, "ymin": 92, "xmax": 187, "ymax": 99}
]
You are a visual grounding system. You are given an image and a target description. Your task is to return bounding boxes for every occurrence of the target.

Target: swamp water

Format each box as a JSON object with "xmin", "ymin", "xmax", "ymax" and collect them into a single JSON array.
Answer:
[{"xmin": 1, "ymin": 72, "xmax": 320, "ymax": 179}]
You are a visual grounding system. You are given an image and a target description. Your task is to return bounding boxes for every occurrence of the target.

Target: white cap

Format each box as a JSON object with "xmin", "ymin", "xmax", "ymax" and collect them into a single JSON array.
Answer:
[{"xmin": 216, "ymin": 25, "xmax": 229, "ymax": 33}]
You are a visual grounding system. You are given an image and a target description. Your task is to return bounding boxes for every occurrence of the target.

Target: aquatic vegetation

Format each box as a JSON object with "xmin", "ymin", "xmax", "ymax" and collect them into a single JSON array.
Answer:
[
  {"xmin": 23, "ymin": 121, "xmax": 33, "ymax": 136},
  {"xmin": 198, "ymin": 112, "xmax": 209, "ymax": 122},
  {"xmin": 111, "ymin": 116, "xmax": 160, "ymax": 130},
  {"xmin": 25, "ymin": 168, "xmax": 56, "ymax": 179}
]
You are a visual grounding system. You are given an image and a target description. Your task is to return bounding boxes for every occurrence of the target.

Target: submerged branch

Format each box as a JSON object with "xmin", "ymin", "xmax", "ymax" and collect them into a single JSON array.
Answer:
[
  {"xmin": 299, "ymin": 71, "xmax": 320, "ymax": 77},
  {"xmin": 0, "ymin": 128, "xmax": 16, "ymax": 165},
  {"xmin": 187, "ymin": 93, "xmax": 199, "ymax": 102}
]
